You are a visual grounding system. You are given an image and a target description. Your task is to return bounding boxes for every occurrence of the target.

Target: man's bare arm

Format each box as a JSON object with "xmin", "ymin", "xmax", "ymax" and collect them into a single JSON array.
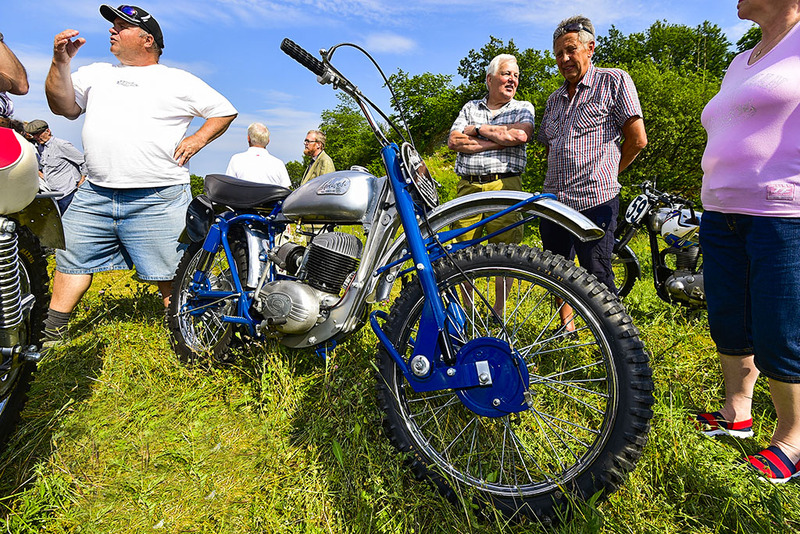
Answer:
[
  {"xmin": 448, "ymin": 129, "xmax": 504, "ymax": 154},
  {"xmin": 174, "ymin": 114, "xmax": 237, "ymax": 166},
  {"xmin": 464, "ymin": 121, "xmax": 533, "ymax": 147},
  {"xmin": 619, "ymin": 116, "xmax": 647, "ymax": 173},
  {"xmin": 0, "ymin": 41, "xmax": 28, "ymax": 95},
  {"xmin": 45, "ymin": 30, "xmax": 85, "ymax": 119}
]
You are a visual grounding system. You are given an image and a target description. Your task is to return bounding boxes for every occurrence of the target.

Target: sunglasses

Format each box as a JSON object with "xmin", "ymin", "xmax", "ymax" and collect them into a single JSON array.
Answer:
[
  {"xmin": 562, "ymin": 22, "xmax": 593, "ymax": 36},
  {"xmin": 118, "ymin": 5, "xmax": 152, "ymax": 22},
  {"xmin": 303, "ymin": 139, "xmax": 319, "ymax": 144}
]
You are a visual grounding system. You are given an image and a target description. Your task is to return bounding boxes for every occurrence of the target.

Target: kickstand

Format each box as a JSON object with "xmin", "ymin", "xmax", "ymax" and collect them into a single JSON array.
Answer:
[{"xmin": 315, "ymin": 340, "xmax": 337, "ymax": 361}]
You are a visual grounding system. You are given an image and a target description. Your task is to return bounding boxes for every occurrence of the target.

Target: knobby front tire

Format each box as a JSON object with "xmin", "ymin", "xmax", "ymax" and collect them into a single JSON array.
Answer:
[
  {"xmin": 375, "ymin": 244, "xmax": 654, "ymax": 523},
  {"xmin": 0, "ymin": 226, "xmax": 48, "ymax": 445}
]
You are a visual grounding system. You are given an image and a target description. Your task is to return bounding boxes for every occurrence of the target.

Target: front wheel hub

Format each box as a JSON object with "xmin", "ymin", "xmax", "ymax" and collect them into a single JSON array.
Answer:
[{"xmin": 455, "ymin": 337, "xmax": 530, "ymax": 418}]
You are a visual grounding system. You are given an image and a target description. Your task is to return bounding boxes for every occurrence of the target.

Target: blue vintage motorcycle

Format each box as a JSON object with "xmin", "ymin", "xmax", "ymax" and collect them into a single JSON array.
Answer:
[{"xmin": 167, "ymin": 40, "xmax": 654, "ymax": 522}]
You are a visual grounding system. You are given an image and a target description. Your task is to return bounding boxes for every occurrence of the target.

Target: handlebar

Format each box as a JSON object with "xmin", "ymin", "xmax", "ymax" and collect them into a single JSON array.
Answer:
[
  {"xmin": 641, "ymin": 181, "xmax": 692, "ymax": 208},
  {"xmin": 280, "ymin": 38, "xmax": 326, "ymax": 77},
  {"xmin": 279, "ymin": 38, "xmax": 415, "ymax": 148}
]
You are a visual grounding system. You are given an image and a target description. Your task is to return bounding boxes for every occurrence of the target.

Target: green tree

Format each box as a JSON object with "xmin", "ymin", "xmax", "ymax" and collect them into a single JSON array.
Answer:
[
  {"xmin": 595, "ymin": 20, "xmax": 733, "ymax": 78},
  {"xmin": 737, "ymin": 25, "xmax": 762, "ymax": 52},
  {"xmin": 319, "ymin": 94, "xmax": 384, "ymax": 176},
  {"xmin": 285, "ymin": 160, "xmax": 305, "ymax": 188},
  {"xmin": 621, "ymin": 61, "xmax": 720, "ymax": 203},
  {"xmin": 388, "ymin": 70, "xmax": 461, "ymax": 153}
]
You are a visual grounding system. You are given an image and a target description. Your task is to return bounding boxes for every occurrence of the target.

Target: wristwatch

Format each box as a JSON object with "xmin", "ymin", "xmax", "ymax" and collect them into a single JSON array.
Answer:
[{"xmin": 475, "ymin": 124, "xmax": 482, "ymax": 136}]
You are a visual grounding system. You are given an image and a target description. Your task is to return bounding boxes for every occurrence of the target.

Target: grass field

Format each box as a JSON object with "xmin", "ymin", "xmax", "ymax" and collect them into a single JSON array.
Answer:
[{"xmin": 1, "ymin": 224, "xmax": 798, "ymax": 533}]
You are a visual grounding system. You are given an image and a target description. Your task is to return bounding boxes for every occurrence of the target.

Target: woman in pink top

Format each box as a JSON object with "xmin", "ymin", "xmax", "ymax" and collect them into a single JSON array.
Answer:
[{"xmin": 696, "ymin": 0, "xmax": 800, "ymax": 483}]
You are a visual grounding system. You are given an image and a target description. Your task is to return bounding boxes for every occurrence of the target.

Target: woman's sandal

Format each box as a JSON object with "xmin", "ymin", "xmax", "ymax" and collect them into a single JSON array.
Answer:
[
  {"xmin": 694, "ymin": 411, "xmax": 754, "ymax": 439},
  {"xmin": 747, "ymin": 446, "xmax": 800, "ymax": 484}
]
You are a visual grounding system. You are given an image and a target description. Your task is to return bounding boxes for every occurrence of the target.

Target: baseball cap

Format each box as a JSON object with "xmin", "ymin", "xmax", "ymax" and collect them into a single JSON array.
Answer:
[
  {"xmin": 100, "ymin": 5, "xmax": 164, "ymax": 49},
  {"xmin": 23, "ymin": 119, "xmax": 48, "ymax": 135}
]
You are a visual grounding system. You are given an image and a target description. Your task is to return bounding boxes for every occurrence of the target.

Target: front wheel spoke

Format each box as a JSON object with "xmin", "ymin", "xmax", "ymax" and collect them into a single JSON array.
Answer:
[
  {"xmin": 505, "ymin": 419, "xmax": 549, "ymax": 483},
  {"xmin": 509, "ymin": 289, "xmax": 553, "ymax": 342},
  {"xmin": 442, "ymin": 416, "xmax": 477, "ymax": 455},
  {"xmin": 537, "ymin": 382, "xmax": 607, "ymax": 416},
  {"xmin": 527, "ymin": 406, "xmax": 576, "ymax": 470},
  {"xmin": 465, "ymin": 420, "xmax": 480, "ymax": 479},
  {"xmin": 410, "ymin": 394, "xmax": 461, "ymax": 431},
  {"xmin": 531, "ymin": 371, "xmax": 610, "ymax": 399},
  {"xmin": 532, "ymin": 409, "xmax": 598, "ymax": 448},
  {"xmin": 530, "ymin": 359, "xmax": 605, "ymax": 383},
  {"xmin": 503, "ymin": 419, "xmax": 539, "ymax": 485}
]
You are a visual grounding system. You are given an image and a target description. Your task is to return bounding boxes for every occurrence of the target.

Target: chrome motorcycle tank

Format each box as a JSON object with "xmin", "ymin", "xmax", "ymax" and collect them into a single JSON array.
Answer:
[{"xmin": 282, "ymin": 170, "xmax": 386, "ymax": 224}]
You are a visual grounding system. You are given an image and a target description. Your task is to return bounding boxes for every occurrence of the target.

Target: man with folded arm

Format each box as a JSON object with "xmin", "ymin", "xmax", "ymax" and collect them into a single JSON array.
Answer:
[{"xmin": 448, "ymin": 54, "xmax": 534, "ymax": 315}]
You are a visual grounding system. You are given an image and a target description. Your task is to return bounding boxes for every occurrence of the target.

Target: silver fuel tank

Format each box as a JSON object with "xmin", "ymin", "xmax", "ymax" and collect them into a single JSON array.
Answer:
[{"xmin": 282, "ymin": 170, "xmax": 387, "ymax": 225}]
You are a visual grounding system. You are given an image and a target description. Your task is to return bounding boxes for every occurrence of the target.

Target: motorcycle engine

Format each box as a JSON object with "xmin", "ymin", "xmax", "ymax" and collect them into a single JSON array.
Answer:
[
  {"xmin": 662, "ymin": 246, "xmax": 705, "ymax": 306},
  {"xmin": 254, "ymin": 231, "xmax": 362, "ymax": 334}
]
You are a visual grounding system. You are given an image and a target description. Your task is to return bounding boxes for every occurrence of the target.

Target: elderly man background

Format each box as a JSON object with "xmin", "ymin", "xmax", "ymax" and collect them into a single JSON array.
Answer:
[
  {"xmin": 225, "ymin": 122, "xmax": 291, "ymax": 187},
  {"xmin": 447, "ymin": 53, "xmax": 535, "ymax": 315},
  {"xmin": 24, "ymin": 119, "xmax": 85, "ymax": 214},
  {"xmin": 42, "ymin": 4, "xmax": 237, "ymax": 342},
  {"xmin": 300, "ymin": 129, "xmax": 335, "ymax": 185},
  {"xmin": 447, "ymin": 53, "xmax": 534, "ymax": 244},
  {"xmin": 538, "ymin": 15, "xmax": 647, "ymax": 329}
]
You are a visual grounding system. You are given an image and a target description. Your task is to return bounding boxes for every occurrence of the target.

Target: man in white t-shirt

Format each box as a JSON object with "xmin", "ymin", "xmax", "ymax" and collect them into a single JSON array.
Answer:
[
  {"xmin": 42, "ymin": 4, "xmax": 238, "ymax": 342},
  {"xmin": 225, "ymin": 123, "xmax": 291, "ymax": 187}
]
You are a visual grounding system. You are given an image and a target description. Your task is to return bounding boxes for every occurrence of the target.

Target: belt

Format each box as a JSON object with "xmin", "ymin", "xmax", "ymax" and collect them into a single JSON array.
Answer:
[{"xmin": 460, "ymin": 172, "xmax": 519, "ymax": 184}]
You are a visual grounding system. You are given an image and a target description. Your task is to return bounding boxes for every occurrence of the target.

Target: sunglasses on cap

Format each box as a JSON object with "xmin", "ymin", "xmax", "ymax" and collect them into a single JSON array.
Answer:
[
  {"xmin": 562, "ymin": 22, "xmax": 594, "ymax": 36},
  {"xmin": 118, "ymin": 5, "xmax": 150, "ymax": 22}
]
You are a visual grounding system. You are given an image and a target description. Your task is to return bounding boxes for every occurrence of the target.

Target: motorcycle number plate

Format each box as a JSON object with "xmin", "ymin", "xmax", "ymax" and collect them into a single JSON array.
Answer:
[{"xmin": 624, "ymin": 194, "xmax": 651, "ymax": 225}]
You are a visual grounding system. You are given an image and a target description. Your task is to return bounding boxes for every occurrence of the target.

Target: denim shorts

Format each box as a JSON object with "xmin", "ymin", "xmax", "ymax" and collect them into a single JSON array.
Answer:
[
  {"xmin": 56, "ymin": 181, "xmax": 191, "ymax": 281},
  {"xmin": 700, "ymin": 211, "xmax": 800, "ymax": 383},
  {"xmin": 540, "ymin": 196, "xmax": 619, "ymax": 295}
]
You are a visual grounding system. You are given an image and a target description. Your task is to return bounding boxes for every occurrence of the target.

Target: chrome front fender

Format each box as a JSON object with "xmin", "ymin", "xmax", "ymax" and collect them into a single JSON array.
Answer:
[{"xmin": 370, "ymin": 191, "xmax": 604, "ymax": 301}]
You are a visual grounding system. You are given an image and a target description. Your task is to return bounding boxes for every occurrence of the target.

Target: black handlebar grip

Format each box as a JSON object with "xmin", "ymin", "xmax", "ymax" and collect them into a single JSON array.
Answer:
[{"xmin": 280, "ymin": 38, "xmax": 325, "ymax": 77}]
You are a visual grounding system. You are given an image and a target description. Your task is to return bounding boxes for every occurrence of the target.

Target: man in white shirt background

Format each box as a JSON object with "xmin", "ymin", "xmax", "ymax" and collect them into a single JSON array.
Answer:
[{"xmin": 225, "ymin": 122, "xmax": 291, "ymax": 188}]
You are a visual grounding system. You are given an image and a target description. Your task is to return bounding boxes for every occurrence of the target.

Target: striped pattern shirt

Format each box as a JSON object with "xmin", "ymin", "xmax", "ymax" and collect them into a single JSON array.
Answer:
[
  {"xmin": 0, "ymin": 92, "xmax": 13, "ymax": 118},
  {"xmin": 538, "ymin": 65, "xmax": 642, "ymax": 211},
  {"xmin": 450, "ymin": 97, "xmax": 535, "ymax": 176}
]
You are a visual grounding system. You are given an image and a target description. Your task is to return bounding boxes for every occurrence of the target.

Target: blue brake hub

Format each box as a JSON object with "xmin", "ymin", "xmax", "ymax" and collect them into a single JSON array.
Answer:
[{"xmin": 455, "ymin": 337, "xmax": 530, "ymax": 418}]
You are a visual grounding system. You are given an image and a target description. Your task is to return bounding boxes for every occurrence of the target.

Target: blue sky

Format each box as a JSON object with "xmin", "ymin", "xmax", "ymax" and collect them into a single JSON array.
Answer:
[{"xmin": 5, "ymin": 0, "xmax": 752, "ymax": 178}]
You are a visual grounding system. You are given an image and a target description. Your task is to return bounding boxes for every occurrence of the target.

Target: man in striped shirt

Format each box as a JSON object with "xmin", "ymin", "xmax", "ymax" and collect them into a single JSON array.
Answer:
[{"xmin": 538, "ymin": 15, "xmax": 647, "ymax": 305}]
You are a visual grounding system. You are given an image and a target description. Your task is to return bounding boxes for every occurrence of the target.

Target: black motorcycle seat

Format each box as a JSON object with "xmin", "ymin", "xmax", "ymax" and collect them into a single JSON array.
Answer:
[{"xmin": 204, "ymin": 173, "xmax": 291, "ymax": 209}]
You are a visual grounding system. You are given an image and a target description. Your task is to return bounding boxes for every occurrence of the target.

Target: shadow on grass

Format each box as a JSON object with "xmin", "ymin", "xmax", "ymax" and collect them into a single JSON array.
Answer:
[
  {"xmin": 0, "ymin": 278, "xmax": 164, "ymax": 513},
  {"xmin": 0, "ymin": 334, "xmax": 107, "ymax": 506}
]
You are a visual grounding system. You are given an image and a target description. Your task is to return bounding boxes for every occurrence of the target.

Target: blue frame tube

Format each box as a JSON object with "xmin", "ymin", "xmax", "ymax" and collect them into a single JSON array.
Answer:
[{"xmin": 188, "ymin": 207, "xmax": 284, "ymax": 337}]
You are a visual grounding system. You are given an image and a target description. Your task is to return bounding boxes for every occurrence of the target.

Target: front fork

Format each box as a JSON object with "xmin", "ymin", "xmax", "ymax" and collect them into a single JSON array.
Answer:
[
  {"xmin": 0, "ymin": 218, "xmax": 41, "ymax": 367},
  {"xmin": 370, "ymin": 147, "xmax": 529, "ymax": 415}
]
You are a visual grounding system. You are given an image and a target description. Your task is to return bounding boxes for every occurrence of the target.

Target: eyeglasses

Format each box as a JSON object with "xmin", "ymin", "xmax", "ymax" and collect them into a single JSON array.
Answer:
[
  {"xmin": 303, "ymin": 139, "xmax": 319, "ymax": 145},
  {"xmin": 562, "ymin": 22, "xmax": 593, "ymax": 36}
]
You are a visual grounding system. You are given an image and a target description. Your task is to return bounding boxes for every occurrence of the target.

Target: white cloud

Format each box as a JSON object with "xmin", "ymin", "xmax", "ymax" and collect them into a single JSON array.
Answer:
[{"xmin": 362, "ymin": 33, "xmax": 418, "ymax": 54}]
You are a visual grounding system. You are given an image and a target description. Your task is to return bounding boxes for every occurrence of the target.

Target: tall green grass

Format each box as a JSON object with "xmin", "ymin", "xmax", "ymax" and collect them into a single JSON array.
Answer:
[{"xmin": 0, "ymin": 225, "xmax": 798, "ymax": 533}]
